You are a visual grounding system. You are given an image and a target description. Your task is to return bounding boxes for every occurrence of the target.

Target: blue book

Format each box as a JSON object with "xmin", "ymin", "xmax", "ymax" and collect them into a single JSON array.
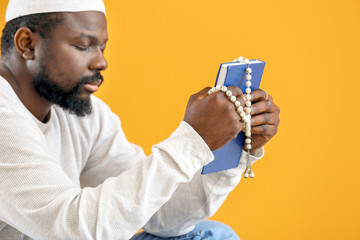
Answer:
[{"xmin": 201, "ymin": 59, "xmax": 266, "ymax": 174}]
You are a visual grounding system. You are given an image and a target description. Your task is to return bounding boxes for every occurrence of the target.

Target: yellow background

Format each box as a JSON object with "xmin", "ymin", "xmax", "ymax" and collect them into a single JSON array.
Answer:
[{"xmin": 1, "ymin": 0, "xmax": 360, "ymax": 239}]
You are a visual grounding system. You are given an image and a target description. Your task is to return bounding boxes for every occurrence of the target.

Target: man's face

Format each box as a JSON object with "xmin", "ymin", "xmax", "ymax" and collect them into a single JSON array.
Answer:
[{"xmin": 33, "ymin": 11, "xmax": 108, "ymax": 116}]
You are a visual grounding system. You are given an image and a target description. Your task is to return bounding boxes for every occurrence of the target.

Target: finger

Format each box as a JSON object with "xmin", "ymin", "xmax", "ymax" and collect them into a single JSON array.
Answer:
[
  {"xmin": 236, "ymin": 96, "xmax": 246, "ymax": 108},
  {"xmin": 251, "ymin": 124, "xmax": 278, "ymax": 136},
  {"xmin": 250, "ymin": 99, "xmax": 277, "ymax": 116},
  {"xmin": 250, "ymin": 89, "xmax": 272, "ymax": 103},
  {"xmin": 226, "ymin": 86, "xmax": 244, "ymax": 98},
  {"xmin": 194, "ymin": 87, "xmax": 212, "ymax": 100},
  {"xmin": 225, "ymin": 86, "xmax": 246, "ymax": 107},
  {"xmin": 251, "ymin": 112, "xmax": 278, "ymax": 127},
  {"xmin": 209, "ymin": 85, "xmax": 245, "ymax": 108}
]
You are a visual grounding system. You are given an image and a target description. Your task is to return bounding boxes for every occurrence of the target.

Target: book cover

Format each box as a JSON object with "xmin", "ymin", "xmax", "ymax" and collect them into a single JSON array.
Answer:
[{"xmin": 201, "ymin": 59, "xmax": 265, "ymax": 174}]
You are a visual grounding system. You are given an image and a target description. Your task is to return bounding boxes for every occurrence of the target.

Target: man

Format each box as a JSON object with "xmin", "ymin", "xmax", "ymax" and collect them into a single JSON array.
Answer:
[{"xmin": 0, "ymin": 0, "xmax": 280, "ymax": 239}]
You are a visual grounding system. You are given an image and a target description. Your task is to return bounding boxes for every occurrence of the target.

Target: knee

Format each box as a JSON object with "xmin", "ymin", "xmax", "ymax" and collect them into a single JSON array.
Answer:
[
  {"xmin": 131, "ymin": 221, "xmax": 240, "ymax": 240},
  {"xmin": 194, "ymin": 220, "xmax": 240, "ymax": 240}
]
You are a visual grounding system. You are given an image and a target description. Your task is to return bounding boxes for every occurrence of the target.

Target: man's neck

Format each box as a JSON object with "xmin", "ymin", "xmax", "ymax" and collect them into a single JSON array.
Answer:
[{"xmin": 0, "ymin": 59, "xmax": 52, "ymax": 123}]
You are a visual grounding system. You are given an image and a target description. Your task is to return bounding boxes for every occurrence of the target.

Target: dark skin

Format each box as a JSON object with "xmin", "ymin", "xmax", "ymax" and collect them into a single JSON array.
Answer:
[{"xmin": 0, "ymin": 11, "xmax": 280, "ymax": 153}]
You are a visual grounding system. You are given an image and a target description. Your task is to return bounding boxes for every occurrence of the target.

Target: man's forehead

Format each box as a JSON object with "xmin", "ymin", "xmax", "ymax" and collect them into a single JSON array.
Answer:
[
  {"xmin": 63, "ymin": 11, "xmax": 107, "ymax": 30},
  {"xmin": 57, "ymin": 11, "xmax": 108, "ymax": 41}
]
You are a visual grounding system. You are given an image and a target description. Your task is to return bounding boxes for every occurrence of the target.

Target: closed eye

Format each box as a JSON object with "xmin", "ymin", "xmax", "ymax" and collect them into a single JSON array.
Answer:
[{"xmin": 74, "ymin": 45, "xmax": 90, "ymax": 51}]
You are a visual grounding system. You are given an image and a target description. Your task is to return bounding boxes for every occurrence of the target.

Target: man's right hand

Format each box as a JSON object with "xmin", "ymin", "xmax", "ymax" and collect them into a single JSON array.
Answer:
[{"xmin": 183, "ymin": 86, "xmax": 245, "ymax": 151}]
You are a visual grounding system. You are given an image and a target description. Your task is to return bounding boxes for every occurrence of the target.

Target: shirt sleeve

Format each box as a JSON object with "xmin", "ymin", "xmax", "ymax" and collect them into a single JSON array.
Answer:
[
  {"xmin": 0, "ymin": 104, "xmax": 214, "ymax": 239},
  {"xmin": 142, "ymin": 122, "xmax": 264, "ymax": 237}
]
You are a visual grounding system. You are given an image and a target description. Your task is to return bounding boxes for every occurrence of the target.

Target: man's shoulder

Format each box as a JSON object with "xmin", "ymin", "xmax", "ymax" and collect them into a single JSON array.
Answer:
[
  {"xmin": 0, "ymin": 78, "xmax": 43, "ymax": 140},
  {"xmin": 0, "ymin": 76, "xmax": 27, "ymax": 115}
]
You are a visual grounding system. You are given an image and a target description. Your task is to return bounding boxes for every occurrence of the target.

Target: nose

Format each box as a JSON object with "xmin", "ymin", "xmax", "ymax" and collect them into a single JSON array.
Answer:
[{"xmin": 89, "ymin": 47, "xmax": 108, "ymax": 71}]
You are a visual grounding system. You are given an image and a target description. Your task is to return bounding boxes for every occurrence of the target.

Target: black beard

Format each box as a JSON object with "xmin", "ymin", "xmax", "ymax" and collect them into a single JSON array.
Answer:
[{"xmin": 32, "ymin": 66, "xmax": 103, "ymax": 117}]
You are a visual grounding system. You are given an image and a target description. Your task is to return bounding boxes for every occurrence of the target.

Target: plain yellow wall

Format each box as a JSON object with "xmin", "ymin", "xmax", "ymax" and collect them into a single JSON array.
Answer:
[{"xmin": 1, "ymin": 0, "xmax": 360, "ymax": 239}]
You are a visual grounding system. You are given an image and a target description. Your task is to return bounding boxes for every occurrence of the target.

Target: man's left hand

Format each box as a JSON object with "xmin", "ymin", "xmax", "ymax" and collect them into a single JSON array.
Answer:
[{"xmin": 244, "ymin": 89, "xmax": 280, "ymax": 152}]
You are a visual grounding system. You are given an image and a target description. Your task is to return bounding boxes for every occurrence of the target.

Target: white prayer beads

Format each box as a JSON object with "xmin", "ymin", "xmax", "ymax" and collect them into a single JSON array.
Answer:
[{"xmin": 208, "ymin": 56, "xmax": 255, "ymax": 179}]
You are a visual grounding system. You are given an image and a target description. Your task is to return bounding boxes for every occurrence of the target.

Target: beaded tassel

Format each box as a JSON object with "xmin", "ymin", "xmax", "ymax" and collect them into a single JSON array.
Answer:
[{"xmin": 244, "ymin": 62, "xmax": 254, "ymax": 178}]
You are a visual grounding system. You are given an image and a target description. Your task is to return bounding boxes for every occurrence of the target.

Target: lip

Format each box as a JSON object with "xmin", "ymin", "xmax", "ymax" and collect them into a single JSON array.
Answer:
[{"xmin": 83, "ymin": 80, "xmax": 101, "ymax": 93}]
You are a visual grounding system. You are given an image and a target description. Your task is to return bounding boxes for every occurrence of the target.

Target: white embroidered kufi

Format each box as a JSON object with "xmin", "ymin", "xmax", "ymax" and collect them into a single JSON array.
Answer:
[{"xmin": 6, "ymin": 0, "xmax": 106, "ymax": 22}]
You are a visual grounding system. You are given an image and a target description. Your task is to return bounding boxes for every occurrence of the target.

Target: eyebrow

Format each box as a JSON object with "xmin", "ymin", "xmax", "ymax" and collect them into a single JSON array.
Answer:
[{"xmin": 77, "ymin": 33, "xmax": 108, "ymax": 45}]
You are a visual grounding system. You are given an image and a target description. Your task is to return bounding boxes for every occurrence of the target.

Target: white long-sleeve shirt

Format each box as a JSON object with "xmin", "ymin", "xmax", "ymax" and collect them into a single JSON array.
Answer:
[{"xmin": 0, "ymin": 76, "xmax": 263, "ymax": 239}]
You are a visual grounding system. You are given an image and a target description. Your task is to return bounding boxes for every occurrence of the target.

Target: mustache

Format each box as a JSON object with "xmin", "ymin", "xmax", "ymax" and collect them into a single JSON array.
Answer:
[
  {"xmin": 80, "ymin": 72, "xmax": 104, "ymax": 86},
  {"xmin": 69, "ymin": 72, "xmax": 104, "ymax": 95}
]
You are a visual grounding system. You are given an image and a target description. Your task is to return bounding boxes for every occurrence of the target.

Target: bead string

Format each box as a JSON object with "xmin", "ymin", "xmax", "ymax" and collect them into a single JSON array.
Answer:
[{"xmin": 208, "ymin": 56, "xmax": 254, "ymax": 179}]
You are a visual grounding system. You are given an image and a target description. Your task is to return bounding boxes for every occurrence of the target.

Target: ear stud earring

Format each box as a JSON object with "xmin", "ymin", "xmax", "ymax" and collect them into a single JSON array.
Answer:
[{"xmin": 22, "ymin": 52, "xmax": 33, "ymax": 60}]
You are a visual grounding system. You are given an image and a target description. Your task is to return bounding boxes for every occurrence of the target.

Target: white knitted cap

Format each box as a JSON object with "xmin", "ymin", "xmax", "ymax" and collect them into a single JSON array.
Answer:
[{"xmin": 5, "ymin": 0, "xmax": 106, "ymax": 22}]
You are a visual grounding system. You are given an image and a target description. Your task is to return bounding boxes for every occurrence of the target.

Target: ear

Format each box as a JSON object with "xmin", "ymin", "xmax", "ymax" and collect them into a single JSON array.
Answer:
[{"xmin": 14, "ymin": 27, "xmax": 37, "ymax": 60}]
